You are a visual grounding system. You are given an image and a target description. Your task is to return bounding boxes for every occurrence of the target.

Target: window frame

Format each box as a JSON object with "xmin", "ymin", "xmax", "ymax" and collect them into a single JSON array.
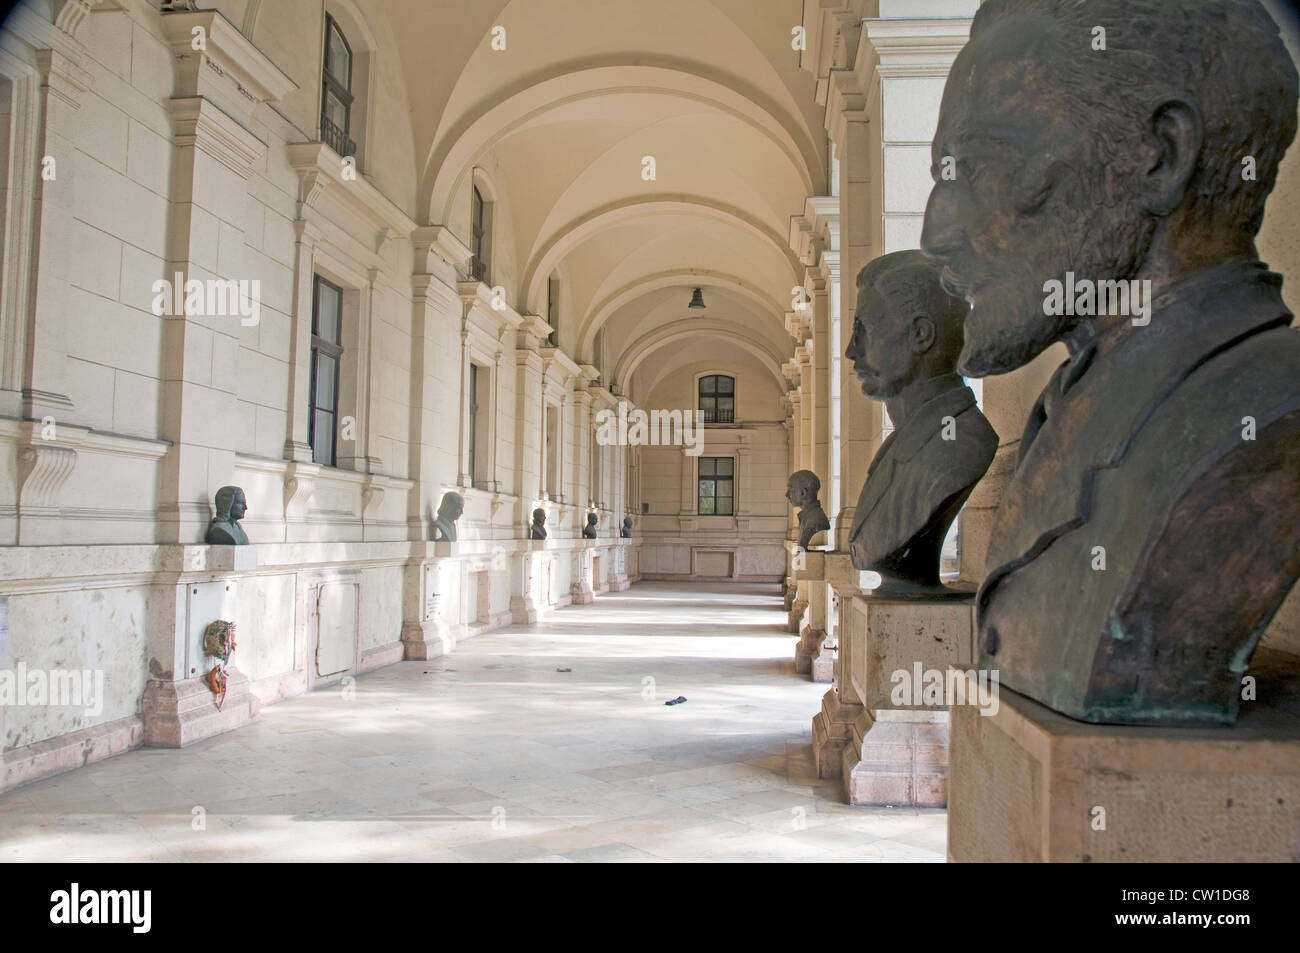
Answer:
[
  {"xmin": 698, "ymin": 374, "xmax": 736, "ymax": 424},
  {"xmin": 321, "ymin": 13, "xmax": 356, "ymax": 158},
  {"xmin": 308, "ymin": 274, "xmax": 344, "ymax": 468},
  {"xmin": 697, "ymin": 455, "xmax": 735, "ymax": 516},
  {"xmin": 471, "ymin": 185, "xmax": 490, "ymax": 283}
]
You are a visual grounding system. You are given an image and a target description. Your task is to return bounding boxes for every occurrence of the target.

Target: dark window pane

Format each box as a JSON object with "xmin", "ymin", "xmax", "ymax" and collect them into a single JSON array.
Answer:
[
  {"xmin": 718, "ymin": 396, "xmax": 734, "ymax": 416},
  {"xmin": 314, "ymin": 279, "xmax": 341, "ymax": 342},
  {"xmin": 326, "ymin": 23, "xmax": 351, "ymax": 85},
  {"xmin": 700, "ymin": 376, "xmax": 715, "ymax": 395},
  {"xmin": 315, "ymin": 352, "xmax": 337, "ymax": 407},
  {"xmin": 323, "ymin": 90, "xmax": 348, "ymax": 133},
  {"xmin": 718, "ymin": 457, "xmax": 733, "ymax": 476},
  {"xmin": 717, "ymin": 376, "xmax": 734, "ymax": 395},
  {"xmin": 717, "ymin": 496, "xmax": 733, "ymax": 516},
  {"xmin": 699, "ymin": 458, "xmax": 715, "ymax": 477},
  {"xmin": 312, "ymin": 410, "xmax": 335, "ymax": 466}
]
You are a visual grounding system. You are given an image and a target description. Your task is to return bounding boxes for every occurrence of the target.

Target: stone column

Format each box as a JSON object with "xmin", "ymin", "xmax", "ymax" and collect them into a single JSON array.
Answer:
[{"xmin": 143, "ymin": 9, "xmax": 298, "ymax": 743}]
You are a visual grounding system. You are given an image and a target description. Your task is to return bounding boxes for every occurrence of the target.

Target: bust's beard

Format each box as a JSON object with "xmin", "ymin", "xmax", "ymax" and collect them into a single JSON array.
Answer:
[{"xmin": 957, "ymin": 205, "xmax": 1155, "ymax": 378}]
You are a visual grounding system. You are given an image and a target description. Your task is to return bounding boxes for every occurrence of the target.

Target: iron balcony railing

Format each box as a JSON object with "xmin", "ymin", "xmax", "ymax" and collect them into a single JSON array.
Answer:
[
  {"xmin": 699, "ymin": 407, "xmax": 734, "ymax": 424},
  {"xmin": 321, "ymin": 115, "xmax": 356, "ymax": 163}
]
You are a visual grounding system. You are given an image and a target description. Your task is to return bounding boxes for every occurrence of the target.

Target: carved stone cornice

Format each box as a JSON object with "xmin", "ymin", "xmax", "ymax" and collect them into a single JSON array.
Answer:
[
  {"xmin": 52, "ymin": 0, "xmax": 111, "ymax": 38},
  {"xmin": 34, "ymin": 48, "xmax": 91, "ymax": 109},
  {"xmin": 170, "ymin": 96, "xmax": 265, "ymax": 178},
  {"xmin": 287, "ymin": 142, "xmax": 417, "ymax": 241},
  {"xmin": 160, "ymin": 9, "xmax": 297, "ymax": 104},
  {"xmin": 412, "ymin": 225, "xmax": 472, "ymax": 277}
]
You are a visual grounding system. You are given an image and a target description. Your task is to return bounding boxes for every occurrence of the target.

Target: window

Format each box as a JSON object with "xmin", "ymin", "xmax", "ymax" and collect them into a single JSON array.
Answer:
[
  {"xmin": 471, "ymin": 185, "xmax": 490, "ymax": 283},
  {"xmin": 321, "ymin": 15, "xmax": 355, "ymax": 158},
  {"xmin": 467, "ymin": 361, "xmax": 491, "ymax": 488},
  {"xmin": 545, "ymin": 404, "xmax": 560, "ymax": 500},
  {"xmin": 309, "ymin": 275, "xmax": 343, "ymax": 467},
  {"xmin": 547, "ymin": 275, "xmax": 560, "ymax": 346},
  {"xmin": 467, "ymin": 362, "xmax": 479, "ymax": 482},
  {"xmin": 697, "ymin": 457, "xmax": 734, "ymax": 516},
  {"xmin": 698, "ymin": 374, "xmax": 735, "ymax": 423}
]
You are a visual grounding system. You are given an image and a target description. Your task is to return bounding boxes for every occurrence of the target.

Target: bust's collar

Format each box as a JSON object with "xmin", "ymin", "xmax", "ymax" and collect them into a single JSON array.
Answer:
[
  {"xmin": 1059, "ymin": 258, "xmax": 1290, "ymax": 401},
  {"xmin": 889, "ymin": 377, "xmax": 977, "ymax": 463}
]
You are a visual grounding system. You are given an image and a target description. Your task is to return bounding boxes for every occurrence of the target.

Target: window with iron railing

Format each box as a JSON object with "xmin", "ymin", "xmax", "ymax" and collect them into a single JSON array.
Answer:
[
  {"xmin": 321, "ymin": 15, "xmax": 356, "ymax": 159},
  {"xmin": 471, "ymin": 185, "xmax": 491, "ymax": 283},
  {"xmin": 698, "ymin": 374, "xmax": 735, "ymax": 423}
]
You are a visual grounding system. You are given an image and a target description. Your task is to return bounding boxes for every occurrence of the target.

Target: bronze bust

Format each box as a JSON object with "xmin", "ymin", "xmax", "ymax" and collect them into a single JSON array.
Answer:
[
  {"xmin": 845, "ymin": 251, "xmax": 997, "ymax": 597},
  {"xmin": 620, "ymin": 516, "xmax": 633, "ymax": 538},
  {"xmin": 786, "ymin": 470, "xmax": 830, "ymax": 550},
  {"xmin": 530, "ymin": 507, "xmax": 547, "ymax": 540},
  {"xmin": 921, "ymin": 0, "xmax": 1300, "ymax": 725},
  {"xmin": 205, "ymin": 485, "xmax": 249, "ymax": 545},
  {"xmin": 434, "ymin": 492, "xmax": 463, "ymax": 542},
  {"xmin": 582, "ymin": 512, "xmax": 599, "ymax": 539}
]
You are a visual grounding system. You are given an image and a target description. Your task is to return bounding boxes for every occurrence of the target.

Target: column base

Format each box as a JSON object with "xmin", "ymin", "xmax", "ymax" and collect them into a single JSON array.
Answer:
[
  {"xmin": 401, "ymin": 619, "xmax": 455, "ymax": 660},
  {"xmin": 794, "ymin": 625, "xmax": 826, "ymax": 676},
  {"xmin": 141, "ymin": 667, "xmax": 260, "ymax": 747},
  {"xmin": 811, "ymin": 687, "xmax": 863, "ymax": 779},
  {"xmin": 570, "ymin": 582, "xmax": 594, "ymax": 605},
  {"xmin": 787, "ymin": 598, "xmax": 808, "ymax": 633},
  {"xmin": 948, "ymin": 656, "xmax": 1300, "ymax": 862},
  {"xmin": 608, "ymin": 574, "xmax": 631, "ymax": 592},
  {"xmin": 811, "ymin": 639, "xmax": 835, "ymax": 683},
  {"xmin": 509, "ymin": 595, "xmax": 539, "ymax": 624},
  {"xmin": 843, "ymin": 709, "xmax": 949, "ymax": 807}
]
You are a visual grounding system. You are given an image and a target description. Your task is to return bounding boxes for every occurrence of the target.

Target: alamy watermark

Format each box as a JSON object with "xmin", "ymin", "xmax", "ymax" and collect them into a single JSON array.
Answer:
[
  {"xmin": 890, "ymin": 662, "xmax": 999, "ymax": 716},
  {"xmin": 0, "ymin": 664, "xmax": 104, "ymax": 716},
  {"xmin": 1042, "ymin": 272, "xmax": 1152, "ymax": 326},
  {"xmin": 151, "ymin": 272, "xmax": 261, "ymax": 326},
  {"xmin": 594, "ymin": 401, "xmax": 703, "ymax": 456}
]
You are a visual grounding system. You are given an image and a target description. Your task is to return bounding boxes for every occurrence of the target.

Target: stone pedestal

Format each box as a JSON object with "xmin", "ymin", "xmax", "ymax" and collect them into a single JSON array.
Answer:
[
  {"xmin": 839, "ymin": 592, "xmax": 975, "ymax": 806},
  {"xmin": 948, "ymin": 654, "xmax": 1300, "ymax": 862},
  {"xmin": 142, "ymin": 666, "xmax": 260, "ymax": 747},
  {"xmin": 793, "ymin": 551, "xmax": 829, "ymax": 676},
  {"xmin": 403, "ymin": 554, "xmax": 457, "ymax": 659},
  {"xmin": 811, "ymin": 635, "xmax": 836, "ymax": 683},
  {"xmin": 811, "ymin": 686, "xmax": 863, "ymax": 778},
  {"xmin": 608, "ymin": 544, "xmax": 631, "ymax": 591}
]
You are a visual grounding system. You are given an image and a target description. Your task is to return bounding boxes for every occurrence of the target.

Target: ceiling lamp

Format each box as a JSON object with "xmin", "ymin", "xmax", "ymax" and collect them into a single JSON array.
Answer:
[{"xmin": 688, "ymin": 287, "xmax": 706, "ymax": 310}]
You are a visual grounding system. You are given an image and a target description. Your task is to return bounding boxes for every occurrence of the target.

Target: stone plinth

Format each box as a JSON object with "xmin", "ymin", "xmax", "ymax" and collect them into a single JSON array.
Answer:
[
  {"xmin": 948, "ymin": 653, "xmax": 1300, "ymax": 862},
  {"xmin": 142, "ymin": 666, "xmax": 260, "ymax": 747},
  {"xmin": 811, "ymin": 687, "xmax": 863, "ymax": 778},
  {"xmin": 839, "ymin": 592, "xmax": 975, "ymax": 806},
  {"xmin": 844, "ymin": 709, "xmax": 949, "ymax": 807}
]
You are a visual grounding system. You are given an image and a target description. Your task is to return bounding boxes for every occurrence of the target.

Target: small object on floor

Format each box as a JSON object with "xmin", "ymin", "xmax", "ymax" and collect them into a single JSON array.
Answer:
[
  {"xmin": 556, "ymin": 667, "xmax": 571, "ymax": 672},
  {"xmin": 665, "ymin": 695, "xmax": 687, "ymax": 706}
]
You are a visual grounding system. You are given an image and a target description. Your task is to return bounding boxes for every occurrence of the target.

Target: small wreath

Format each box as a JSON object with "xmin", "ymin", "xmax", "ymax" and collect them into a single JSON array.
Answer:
[{"xmin": 203, "ymin": 620, "xmax": 237, "ymax": 710}]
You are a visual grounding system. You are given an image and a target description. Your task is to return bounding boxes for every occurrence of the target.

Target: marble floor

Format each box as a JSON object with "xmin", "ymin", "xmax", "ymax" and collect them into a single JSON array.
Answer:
[{"xmin": 0, "ymin": 581, "xmax": 946, "ymax": 862}]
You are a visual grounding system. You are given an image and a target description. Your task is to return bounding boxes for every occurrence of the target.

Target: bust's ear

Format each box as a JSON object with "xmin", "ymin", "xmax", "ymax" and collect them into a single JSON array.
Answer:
[
  {"xmin": 911, "ymin": 316, "xmax": 936, "ymax": 354},
  {"xmin": 1137, "ymin": 95, "xmax": 1202, "ymax": 216}
]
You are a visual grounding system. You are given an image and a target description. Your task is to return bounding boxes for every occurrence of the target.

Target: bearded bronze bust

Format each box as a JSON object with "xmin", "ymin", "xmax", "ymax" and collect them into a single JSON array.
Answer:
[{"xmin": 920, "ymin": 0, "xmax": 1300, "ymax": 725}]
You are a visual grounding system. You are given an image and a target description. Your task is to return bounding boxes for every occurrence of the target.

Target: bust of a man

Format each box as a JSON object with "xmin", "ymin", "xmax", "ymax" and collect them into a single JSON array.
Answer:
[
  {"xmin": 582, "ymin": 513, "xmax": 599, "ymax": 538},
  {"xmin": 205, "ymin": 486, "xmax": 249, "ymax": 545},
  {"xmin": 786, "ymin": 470, "xmax": 829, "ymax": 550},
  {"xmin": 530, "ymin": 508, "xmax": 547, "ymax": 540},
  {"xmin": 920, "ymin": 0, "xmax": 1300, "ymax": 725},
  {"xmin": 620, "ymin": 516, "xmax": 633, "ymax": 538},
  {"xmin": 434, "ymin": 492, "xmax": 463, "ymax": 542},
  {"xmin": 845, "ymin": 250, "xmax": 998, "ymax": 597}
]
